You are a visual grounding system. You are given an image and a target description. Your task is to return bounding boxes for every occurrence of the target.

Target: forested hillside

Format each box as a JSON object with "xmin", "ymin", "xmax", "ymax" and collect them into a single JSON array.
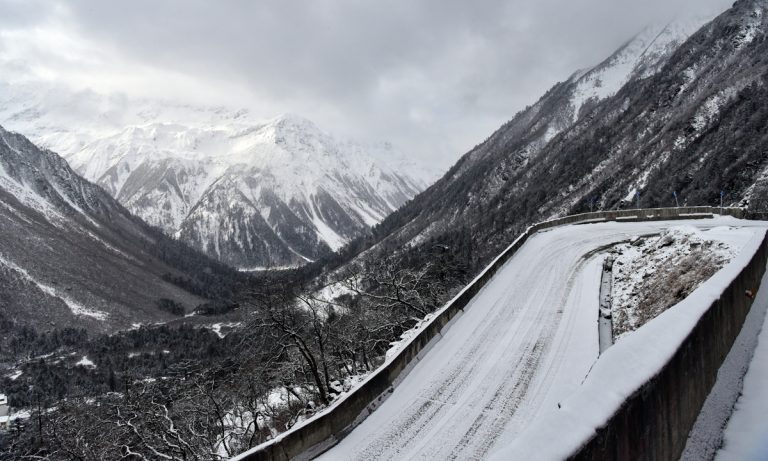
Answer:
[{"xmin": 313, "ymin": 0, "xmax": 768, "ymax": 285}]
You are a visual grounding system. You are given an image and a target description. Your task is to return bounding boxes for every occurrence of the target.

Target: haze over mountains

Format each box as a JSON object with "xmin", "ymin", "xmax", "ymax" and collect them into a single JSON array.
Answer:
[{"xmin": 0, "ymin": 86, "xmax": 435, "ymax": 268}]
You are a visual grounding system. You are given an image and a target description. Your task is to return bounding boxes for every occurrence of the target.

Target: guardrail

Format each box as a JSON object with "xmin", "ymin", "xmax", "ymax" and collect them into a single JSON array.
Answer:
[{"xmin": 233, "ymin": 206, "xmax": 757, "ymax": 461}]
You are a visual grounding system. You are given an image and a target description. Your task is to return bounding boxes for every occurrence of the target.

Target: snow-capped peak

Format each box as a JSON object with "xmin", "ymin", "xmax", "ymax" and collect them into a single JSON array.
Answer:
[
  {"xmin": 41, "ymin": 112, "xmax": 425, "ymax": 267},
  {"xmin": 569, "ymin": 17, "xmax": 712, "ymax": 119},
  {"xmin": 267, "ymin": 112, "xmax": 325, "ymax": 136},
  {"xmin": 0, "ymin": 81, "xmax": 436, "ymax": 267}
]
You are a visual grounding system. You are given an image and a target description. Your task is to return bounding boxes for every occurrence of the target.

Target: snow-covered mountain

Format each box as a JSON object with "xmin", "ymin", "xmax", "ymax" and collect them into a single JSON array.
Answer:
[
  {"xmin": 67, "ymin": 115, "xmax": 425, "ymax": 268},
  {"xmin": 0, "ymin": 82, "xmax": 256, "ymax": 154},
  {"xmin": 0, "ymin": 124, "xmax": 237, "ymax": 336},
  {"xmin": 459, "ymin": 19, "xmax": 709, "ymax": 178},
  {"xmin": 0, "ymin": 86, "xmax": 434, "ymax": 268},
  {"xmin": 324, "ymin": 1, "xmax": 768, "ymax": 281},
  {"xmin": 568, "ymin": 19, "xmax": 708, "ymax": 118}
]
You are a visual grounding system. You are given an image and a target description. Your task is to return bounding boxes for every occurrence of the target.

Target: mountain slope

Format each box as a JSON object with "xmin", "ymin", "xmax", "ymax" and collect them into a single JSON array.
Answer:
[
  {"xmin": 318, "ymin": 2, "xmax": 767, "ymax": 283},
  {"xmin": 0, "ymin": 87, "xmax": 433, "ymax": 268},
  {"xmin": 61, "ymin": 115, "xmax": 425, "ymax": 268},
  {"xmin": 0, "ymin": 125, "xmax": 241, "ymax": 340},
  {"xmin": 450, "ymin": 19, "xmax": 707, "ymax": 184}
]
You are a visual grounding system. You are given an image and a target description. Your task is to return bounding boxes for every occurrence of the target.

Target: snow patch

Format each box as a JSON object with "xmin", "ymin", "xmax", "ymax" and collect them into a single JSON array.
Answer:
[
  {"xmin": 313, "ymin": 282, "xmax": 355, "ymax": 304},
  {"xmin": 693, "ymin": 88, "xmax": 738, "ymax": 132},
  {"xmin": 7, "ymin": 370, "xmax": 22, "ymax": 381},
  {"xmin": 209, "ymin": 322, "xmax": 242, "ymax": 339},
  {"xmin": 0, "ymin": 252, "xmax": 108, "ymax": 320},
  {"xmin": 385, "ymin": 313, "xmax": 437, "ymax": 359},
  {"xmin": 76, "ymin": 356, "xmax": 96, "ymax": 368},
  {"xmin": 735, "ymin": 7, "xmax": 762, "ymax": 47},
  {"xmin": 609, "ymin": 226, "xmax": 740, "ymax": 340},
  {"xmin": 238, "ymin": 265, "xmax": 299, "ymax": 272}
]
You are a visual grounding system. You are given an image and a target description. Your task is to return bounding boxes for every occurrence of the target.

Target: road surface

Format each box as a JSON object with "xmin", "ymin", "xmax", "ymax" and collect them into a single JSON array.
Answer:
[{"xmin": 317, "ymin": 218, "xmax": 762, "ymax": 461}]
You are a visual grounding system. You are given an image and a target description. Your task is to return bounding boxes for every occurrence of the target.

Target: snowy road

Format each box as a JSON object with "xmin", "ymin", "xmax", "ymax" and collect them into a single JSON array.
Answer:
[{"xmin": 317, "ymin": 218, "xmax": 764, "ymax": 461}]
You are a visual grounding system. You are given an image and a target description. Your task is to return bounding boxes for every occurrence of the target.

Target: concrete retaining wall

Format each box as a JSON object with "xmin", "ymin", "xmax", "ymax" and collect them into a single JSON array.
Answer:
[
  {"xmin": 234, "ymin": 207, "xmax": 756, "ymax": 461},
  {"xmin": 569, "ymin": 223, "xmax": 768, "ymax": 460}
]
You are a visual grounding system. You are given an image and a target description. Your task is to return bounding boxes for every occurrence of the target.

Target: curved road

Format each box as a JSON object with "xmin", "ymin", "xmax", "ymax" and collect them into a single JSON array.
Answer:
[{"xmin": 317, "ymin": 218, "xmax": 762, "ymax": 460}]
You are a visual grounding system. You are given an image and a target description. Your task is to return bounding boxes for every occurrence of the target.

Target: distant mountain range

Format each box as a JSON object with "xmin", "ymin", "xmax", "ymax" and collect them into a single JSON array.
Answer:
[
  {"xmin": 0, "ymin": 89, "xmax": 436, "ymax": 268},
  {"xmin": 66, "ymin": 115, "xmax": 429, "ymax": 268},
  {"xmin": 0, "ymin": 124, "xmax": 240, "ymax": 342}
]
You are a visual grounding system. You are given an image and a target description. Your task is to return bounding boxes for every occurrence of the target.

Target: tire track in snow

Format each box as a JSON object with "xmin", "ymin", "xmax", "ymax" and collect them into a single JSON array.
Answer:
[
  {"xmin": 352, "ymin": 274, "xmax": 531, "ymax": 460},
  {"xmin": 446, "ymin": 246, "xmax": 595, "ymax": 460},
  {"xmin": 351, "ymin": 240, "xmax": 568, "ymax": 460}
]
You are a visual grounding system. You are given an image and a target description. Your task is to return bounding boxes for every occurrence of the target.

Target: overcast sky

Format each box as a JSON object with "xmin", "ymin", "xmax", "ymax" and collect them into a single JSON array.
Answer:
[{"xmin": 0, "ymin": 0, "xmax": 733, "ymax": 166}]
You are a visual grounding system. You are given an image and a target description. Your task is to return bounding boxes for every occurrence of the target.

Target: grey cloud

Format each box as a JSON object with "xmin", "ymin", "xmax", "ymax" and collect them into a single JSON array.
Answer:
[
  {"xmin": 0, "ymin": 0, "xmax": 57, "ymax": 28},
  {"xmin": 0, "ymin": 0, "xmax": 734, "ymax": 165}
]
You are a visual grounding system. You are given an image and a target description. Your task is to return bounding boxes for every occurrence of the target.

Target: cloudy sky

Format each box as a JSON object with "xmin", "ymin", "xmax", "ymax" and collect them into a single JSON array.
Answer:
[{"xmin": 0, "ymin": 0, "xmax": 733, "ymax": 166}]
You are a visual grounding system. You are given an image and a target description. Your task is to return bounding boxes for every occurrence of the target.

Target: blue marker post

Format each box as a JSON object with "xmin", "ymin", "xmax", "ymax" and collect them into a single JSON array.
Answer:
[
  {"xmin": 720, "ymin": 190, "xmax": 725, "ymax": 209},
  {"xmin": 635, "ymin": 190, "xmax": 640, "ymax": 209},
  {"xmin": 673, "ymin": 191, "xmax": 679, "ymax": 207}
]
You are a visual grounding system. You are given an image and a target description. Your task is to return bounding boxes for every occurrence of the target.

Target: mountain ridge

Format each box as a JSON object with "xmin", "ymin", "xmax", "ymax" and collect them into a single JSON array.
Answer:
[
  {"xmin": 67, "ymin": 114, "xmax": 427, "ymax": 267},
  {"xmin": 0, "ymin": 124, "xmax": 242, "ymax": 341},
  {"xmin": 0, "ymin": 88, "xmax": 435, "ymax": 268},
  {"xmin": 309, "ymin": 3, "xmax": 768, "ymax": 290}
]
